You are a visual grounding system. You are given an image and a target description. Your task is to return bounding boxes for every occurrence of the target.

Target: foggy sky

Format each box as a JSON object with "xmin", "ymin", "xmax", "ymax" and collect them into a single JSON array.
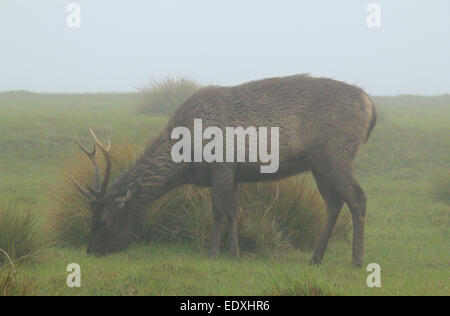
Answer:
[{"xmin": 1, "ymin": 0, "xmax": 449, "ymax": 95}]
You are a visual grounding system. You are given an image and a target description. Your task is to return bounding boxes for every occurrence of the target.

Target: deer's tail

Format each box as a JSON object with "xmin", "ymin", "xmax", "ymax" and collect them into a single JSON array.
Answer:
[{"xmin": 361, "ymin": 92, "xmax": 377, "ymax": 143}]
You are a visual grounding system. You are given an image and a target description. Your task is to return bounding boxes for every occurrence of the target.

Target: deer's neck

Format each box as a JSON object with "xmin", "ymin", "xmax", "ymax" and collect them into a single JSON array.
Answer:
[{"xmin": 117, "ymin": 132, "xmax": 186, "ymax": 208}]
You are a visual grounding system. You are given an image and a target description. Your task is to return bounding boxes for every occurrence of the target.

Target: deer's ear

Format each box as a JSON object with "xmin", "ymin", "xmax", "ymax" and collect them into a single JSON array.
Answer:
[{"xmin": 115, "ymin": 190, "xmax": 132, "ymax": 209}]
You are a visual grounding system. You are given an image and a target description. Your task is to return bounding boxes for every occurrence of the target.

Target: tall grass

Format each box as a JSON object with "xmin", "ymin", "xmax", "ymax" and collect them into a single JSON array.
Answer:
[
  {"xmin": 144, "ymin": 185, "xmax": 287, "ymax": 254},
  {"xmin": 0, "ymin": 268, "xmax": 34, "ymax": 296},
  {"xmin": 0, "ymin": 250, "xmax": 34, "ymax": 296},
  {"xmin": 136, "ymin": 77, "xmax": 200, "ymax": 116},
  {"xmin": 0, "ymin": 203, "xmax": 40, "ymax": 264},
  {"xmin": 49, "ymin": 141, "xmax": 350, "ymax": 254},
  {"xmin": 240, "ymin": 180, "xmax": 323, "ymax": 251},
  {"xmin": 145, "ymin": 178, "xmax": 350, "ymax": 254}
]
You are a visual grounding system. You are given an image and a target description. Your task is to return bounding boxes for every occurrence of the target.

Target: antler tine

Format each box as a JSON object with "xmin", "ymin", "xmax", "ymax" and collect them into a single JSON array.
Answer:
[
  {"xmin": 75, "ymin": 137, "xmax": 96, "ymax": 157},
  {"xmin": 85, "ymin": 181, "xmax": 101, "ymax": 200},
  {"xmin": 89, "ymin": 128, "xmax": 111, "ymax": 152},
  {"xmin": 71, "ymin": 175, "xmax": 96, "ymax": 201},
  {"xmin": 89, "ymin": 128, "xmax": 112, "ymax": 196},
  {"xmin": 75, "ymin": 137, "xmax": 100, "ymax": 191}
]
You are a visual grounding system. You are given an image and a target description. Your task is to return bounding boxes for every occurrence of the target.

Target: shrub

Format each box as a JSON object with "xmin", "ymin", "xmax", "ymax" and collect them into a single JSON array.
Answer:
[
  {"xmin": 136, "ymin": 77, "xmax": 200, "ymax": 116},
  {"xmin": 0, "ymin": 203, "xmax": 40, "ymax": 264}
]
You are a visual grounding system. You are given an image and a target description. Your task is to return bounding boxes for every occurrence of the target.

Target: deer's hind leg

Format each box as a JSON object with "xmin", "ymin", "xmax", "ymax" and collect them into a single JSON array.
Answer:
[
  {"xmin": 319, "ymin": 168, "xmax": 367, "ymax": 267},
  {"xmin": 310, "ymin": 169, "xmax": 345, "ymax": 265},
  {"xmin": 310, "ymin": 143, "xmax": 367, "ymax": 267}
]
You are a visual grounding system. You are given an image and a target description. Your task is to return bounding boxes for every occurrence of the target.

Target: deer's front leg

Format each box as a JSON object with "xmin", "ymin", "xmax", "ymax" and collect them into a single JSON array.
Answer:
[
  {"xmin": 226, "ymin": 183, "xmax": 239, "ymax": 259},
  {"xmin": 210, "ymin": 165, "xmax": 237, "ymax": 259}
]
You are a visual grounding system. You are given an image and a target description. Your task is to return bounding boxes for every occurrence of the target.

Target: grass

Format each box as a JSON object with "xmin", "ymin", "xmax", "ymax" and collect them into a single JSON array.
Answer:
[
  {"xmin": 0, "ymin": 91, "xmax": 448, "ymax": 295},
  {"xmin": 0, "ymin": 267, "xmax": 34, "ymax": 296},
  {"xmin": 265, "ymin": 271, "xmax": 340, "ymax": 296},
  {"xmin": 0, "ymin": 248, "xmax": 34, "ymax": 296}
]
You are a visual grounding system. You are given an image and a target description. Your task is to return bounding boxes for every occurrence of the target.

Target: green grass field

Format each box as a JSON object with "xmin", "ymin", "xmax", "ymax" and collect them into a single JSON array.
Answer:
[{"xmin": 0, "ymin": 91, "xmax": 449, "ymax": 295}]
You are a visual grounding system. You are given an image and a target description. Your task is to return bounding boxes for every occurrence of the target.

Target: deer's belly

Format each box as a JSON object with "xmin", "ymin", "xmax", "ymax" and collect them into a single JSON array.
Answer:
[
  {"xmin": 235, "ymin": 157, "xmax": 311, "ymax": 183},
  {"xmin": 185, "ymin": 155, "xmax": 311, "ymax": 187}
]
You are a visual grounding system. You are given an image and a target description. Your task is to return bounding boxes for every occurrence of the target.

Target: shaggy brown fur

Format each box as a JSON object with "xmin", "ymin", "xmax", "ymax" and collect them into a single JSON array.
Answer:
[{"xmin": 78, "ymin": 74, "xmax": 376, "ymax": 267}]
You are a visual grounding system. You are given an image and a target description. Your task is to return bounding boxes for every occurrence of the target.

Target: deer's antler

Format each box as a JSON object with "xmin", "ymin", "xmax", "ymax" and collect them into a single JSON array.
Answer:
[{"xmin": 71, "ymin": 129, "xmax": 112, "ymax": 201}]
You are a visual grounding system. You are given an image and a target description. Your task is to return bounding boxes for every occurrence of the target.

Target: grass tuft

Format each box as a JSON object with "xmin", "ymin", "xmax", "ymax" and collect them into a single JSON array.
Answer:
[
  {"xmin": 262, "ymin": 269, "xmax": 341, "ymax": 296},
  {"xmin": 0, "ymin": 263, "xmax": 34, "ymax": 296},
  {"xmin": 268, "ymin": 278, "xmax": 337, "ymax": 296},
  {"xmin": 136, "ymin": 77, "xmax": 200, "ymax": 116},
  {"xmin": 0, "ymin": 204, "xmax": 41, "ymax": 264}
]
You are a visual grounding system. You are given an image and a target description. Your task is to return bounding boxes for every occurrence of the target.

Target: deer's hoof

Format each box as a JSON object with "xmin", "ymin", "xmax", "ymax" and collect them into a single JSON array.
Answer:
[
  {"xmin": 309, "ymin": 258, "xmax": 322, "ymax": 266},
  {"xmin": 352, "ymin": 261, "xmax": 363, "ymax": 269}
]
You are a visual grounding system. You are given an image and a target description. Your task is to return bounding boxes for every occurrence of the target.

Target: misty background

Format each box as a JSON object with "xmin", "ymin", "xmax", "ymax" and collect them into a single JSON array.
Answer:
[{"xmin": 1, "ymin": 0, "xmax": 449, "ymax": 95}]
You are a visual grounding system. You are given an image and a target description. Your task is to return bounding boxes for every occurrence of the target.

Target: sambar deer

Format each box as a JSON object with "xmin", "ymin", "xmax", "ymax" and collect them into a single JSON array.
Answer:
[{"xmin": 72, "ymin": 74, "xmax": 376, "ymax": 267}]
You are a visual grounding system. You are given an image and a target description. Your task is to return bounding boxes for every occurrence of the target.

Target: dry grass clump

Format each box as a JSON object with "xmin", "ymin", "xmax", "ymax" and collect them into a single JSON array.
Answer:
[
  {"xmin": 136, "ymin": 77, "xmax": 200, "ymax": 116},
  {"xmin": 0, "ymin": 252, "xmax": 34, "ymax": 296},
  {"xmin": 0, "ymin": 203, "xmax": 41, "ymax": 264},
  {"xmin": 0, "ymin": 269, "xmax": 34, "ymax": 296},
  {"xmin": 145, "ymin": 178, "xmax": 351, "ymax": 254}
]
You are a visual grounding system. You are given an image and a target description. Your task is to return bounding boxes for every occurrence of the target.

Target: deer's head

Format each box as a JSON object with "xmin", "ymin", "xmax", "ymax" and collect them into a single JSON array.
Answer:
[{"xmin": 72, "ymin": 129, "xmax": 134, "ymax": 255}]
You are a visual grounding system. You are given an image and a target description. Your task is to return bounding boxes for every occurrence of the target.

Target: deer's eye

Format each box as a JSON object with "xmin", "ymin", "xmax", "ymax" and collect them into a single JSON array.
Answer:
[{"xmin": 115, "ymin": 190, "xmax": 132, "ymax": 209}]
